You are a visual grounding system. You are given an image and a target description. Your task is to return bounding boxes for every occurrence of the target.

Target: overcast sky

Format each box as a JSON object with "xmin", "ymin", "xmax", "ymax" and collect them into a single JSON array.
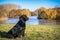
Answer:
[{"xmin": 0, "ymin": 0, "xmax": 60, "ymax": 11}]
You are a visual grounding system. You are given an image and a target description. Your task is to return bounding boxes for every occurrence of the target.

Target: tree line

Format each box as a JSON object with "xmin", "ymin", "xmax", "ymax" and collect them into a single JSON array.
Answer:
[{"xmin": 0, "ymin": 4, "xmax": 60, "ymax": 20}]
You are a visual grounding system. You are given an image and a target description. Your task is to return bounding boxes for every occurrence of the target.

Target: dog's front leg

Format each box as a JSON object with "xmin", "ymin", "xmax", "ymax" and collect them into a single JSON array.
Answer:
[
  {"xmin": 22, "ymin": 29, "xmax": 25, "ymax": 37},
  {"xmin": 17, "ymin": 31, "xmax": 21, "ymax": 38}
]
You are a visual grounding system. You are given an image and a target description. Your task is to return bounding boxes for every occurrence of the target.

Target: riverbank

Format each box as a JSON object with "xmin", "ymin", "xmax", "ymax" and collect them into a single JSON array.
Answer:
[
  {"xmin": 0, "ymin": 17, "xmax": 8, "ymax": 21},
  {"xmin": 0, "ymin": 24, "xmax": 60, "ymax": 40}
]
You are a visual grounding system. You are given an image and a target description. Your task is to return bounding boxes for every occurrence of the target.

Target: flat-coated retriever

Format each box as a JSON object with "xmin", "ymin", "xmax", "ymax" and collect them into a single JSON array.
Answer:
[{"xmin": 6, "ymin": 15, "xmax": 29, "ymax": 38}]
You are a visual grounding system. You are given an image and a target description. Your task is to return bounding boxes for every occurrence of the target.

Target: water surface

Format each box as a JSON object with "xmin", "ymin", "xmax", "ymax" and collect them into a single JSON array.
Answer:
[{"xmin": 2, "ymin": 16, "xmax": 60, "ymax": 26}]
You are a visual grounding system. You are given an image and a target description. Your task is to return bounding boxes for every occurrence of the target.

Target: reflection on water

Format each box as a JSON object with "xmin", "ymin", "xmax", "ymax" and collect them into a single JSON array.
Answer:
[
  {"xmin": 39, "ymin": 19, "xmax": 60, "ymax": 26},
  {"xmin": 0, "ymin": 16, "xmax": 60, "ymax": 26}
]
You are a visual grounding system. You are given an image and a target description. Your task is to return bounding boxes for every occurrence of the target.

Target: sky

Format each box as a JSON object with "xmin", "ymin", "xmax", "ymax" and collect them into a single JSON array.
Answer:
[{"xmin": 0, "ymin": 0, "xmax": 60, "ymax": 11}]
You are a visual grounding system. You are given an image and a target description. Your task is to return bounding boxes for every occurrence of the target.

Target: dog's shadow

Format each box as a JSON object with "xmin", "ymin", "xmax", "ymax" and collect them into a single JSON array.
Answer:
[{"xmin": 0, "ymin": 31, "xmax": 7, "ymax": 38}]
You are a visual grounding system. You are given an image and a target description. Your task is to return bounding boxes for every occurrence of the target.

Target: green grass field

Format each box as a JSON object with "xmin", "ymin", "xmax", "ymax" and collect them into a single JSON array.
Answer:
[{"xmin": 0, "ymin": 24, "xmax": 60, "ymax": 40}]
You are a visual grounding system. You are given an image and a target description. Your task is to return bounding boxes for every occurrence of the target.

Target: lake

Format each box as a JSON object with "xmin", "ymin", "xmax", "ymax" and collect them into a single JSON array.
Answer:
[{"xmin": 2, "ymin": 16, "xmax": 60, "ymax": 26}]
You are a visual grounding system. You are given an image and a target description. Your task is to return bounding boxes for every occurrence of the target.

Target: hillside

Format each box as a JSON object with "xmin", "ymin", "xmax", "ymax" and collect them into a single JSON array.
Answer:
[{"xmin": 0, "ymin": 4, "xmax": 19, "ymax": 20}]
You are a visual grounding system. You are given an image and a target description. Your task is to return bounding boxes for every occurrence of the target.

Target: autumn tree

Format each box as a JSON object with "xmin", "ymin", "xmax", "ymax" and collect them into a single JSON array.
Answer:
[
  {"xmin": 38, "ymin": 7, "xmax": 48, "ymax": 19},
  {"xmin": 20, "ymin": 9, "xmax": 31, "ymax": 18},
  {"xmin": 38, "ymin": 7, "xmax": 57, "ymax": 19},
  {"xmin": 8, "ymin": 9, "xmax": 31, "ymax": 18}
]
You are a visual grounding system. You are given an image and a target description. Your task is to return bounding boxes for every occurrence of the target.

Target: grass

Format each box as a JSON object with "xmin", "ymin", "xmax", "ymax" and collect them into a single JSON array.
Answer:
[{"xmin": 0, "ymin": 24, "xmax": 60, "ymax": 40}]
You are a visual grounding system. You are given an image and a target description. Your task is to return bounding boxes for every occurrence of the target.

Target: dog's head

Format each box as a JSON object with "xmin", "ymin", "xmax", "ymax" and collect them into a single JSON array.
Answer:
[{"xmin": 19, "ymin": 15, "xmax": 29, "ymax": 22}]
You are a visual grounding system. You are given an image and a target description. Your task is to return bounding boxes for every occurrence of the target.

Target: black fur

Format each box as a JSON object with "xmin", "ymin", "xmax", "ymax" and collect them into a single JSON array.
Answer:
[{"xmin": 6, "ymin": 15, "xmax": 29, "ymax": 38}]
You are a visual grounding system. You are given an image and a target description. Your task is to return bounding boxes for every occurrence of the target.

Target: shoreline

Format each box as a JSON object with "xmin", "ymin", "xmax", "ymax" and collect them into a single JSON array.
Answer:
[{"xmin": 0, "ymin": 17, "xmax": 8, "ymax": 21}]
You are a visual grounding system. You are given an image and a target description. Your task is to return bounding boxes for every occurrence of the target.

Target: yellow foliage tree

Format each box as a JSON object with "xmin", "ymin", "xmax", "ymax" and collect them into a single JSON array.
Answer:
[
  {"xmin": 8, "ymin": 9, "xmax": 31, "ymax": 18},
  {"xmin": 38, "ymin": 7, "xmax": 57, "ymax": 19},
  {"xmin": 20, "ymin": 9, "xmax": 31, "ymax": 18}
]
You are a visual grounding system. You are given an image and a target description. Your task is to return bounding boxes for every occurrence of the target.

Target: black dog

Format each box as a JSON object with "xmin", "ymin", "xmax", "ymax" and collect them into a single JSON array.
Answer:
[{"xmin": 6, "ymin": 15, "xmax": 29, "ymax": 38}]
